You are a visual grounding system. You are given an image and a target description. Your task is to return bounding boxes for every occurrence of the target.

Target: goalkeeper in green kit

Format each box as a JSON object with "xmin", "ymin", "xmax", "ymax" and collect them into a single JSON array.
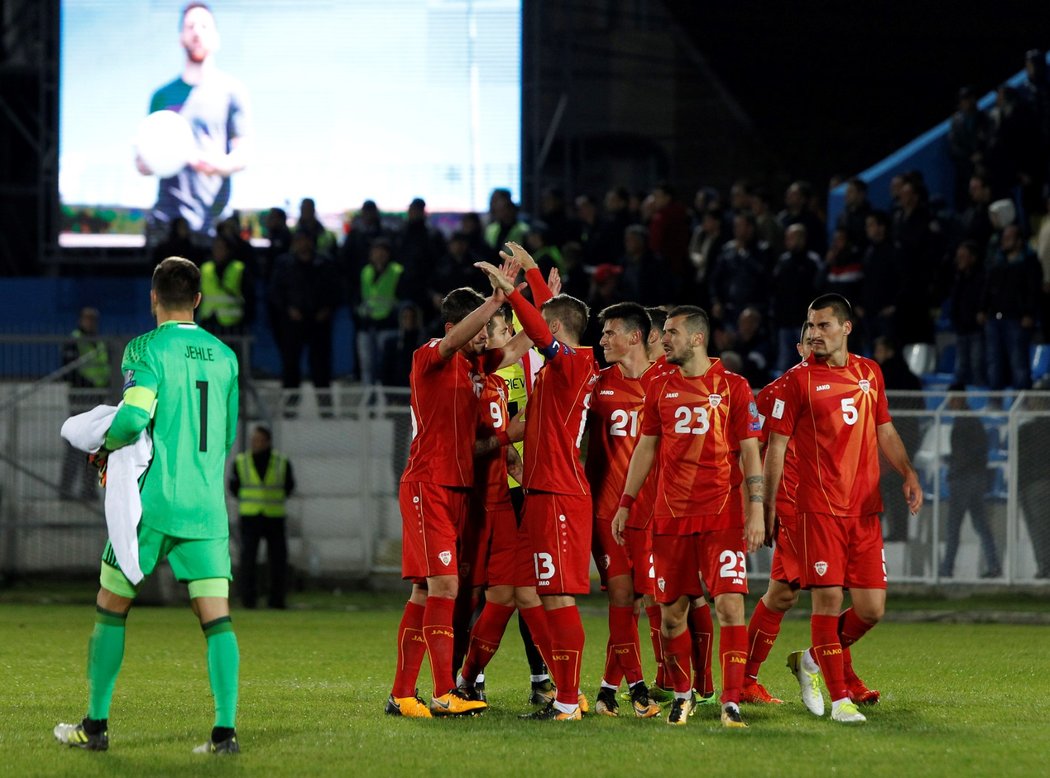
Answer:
[{"xmin": 54, "ymin": 257, "xmax": 242, "ymax": 755}]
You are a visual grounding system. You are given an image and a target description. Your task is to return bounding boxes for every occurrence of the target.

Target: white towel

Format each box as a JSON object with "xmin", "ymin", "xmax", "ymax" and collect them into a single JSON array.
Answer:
[{"xmin": 61, "ymin": 404, "xmax": 153, "ymax": 585}]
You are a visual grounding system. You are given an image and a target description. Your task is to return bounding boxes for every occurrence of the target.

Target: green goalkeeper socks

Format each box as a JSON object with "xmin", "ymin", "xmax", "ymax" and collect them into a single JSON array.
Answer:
[
  {"xmin": 86, "ymin": 607, "xmax": 127, "ymax": 720},
  {"xmin": 202, "ymin": 617, "xmax": 240, "ymax": 729}
]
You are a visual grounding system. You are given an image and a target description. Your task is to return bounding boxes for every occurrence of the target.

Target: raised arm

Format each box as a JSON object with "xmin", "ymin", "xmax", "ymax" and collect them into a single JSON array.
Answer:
[
  {"xmin": 500, "ymin": 242, "xmax": 553, "ymax": 307},
  {"xmin": 476, "ymin": 260, "xmax": 558, "ymax": 361},
  {"xmin": 877, "ymin": 421, "xmax": 923, "ymax": 514},
  {"xmin": 437, "ymin": 291, "xmax": 504, "ymax": 360}
]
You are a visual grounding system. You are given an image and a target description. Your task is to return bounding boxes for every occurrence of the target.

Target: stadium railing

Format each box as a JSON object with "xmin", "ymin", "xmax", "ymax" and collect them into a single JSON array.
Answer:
[{"xmin": 2, "ymin": 336, "xmax": 1047, "ymax": 589}]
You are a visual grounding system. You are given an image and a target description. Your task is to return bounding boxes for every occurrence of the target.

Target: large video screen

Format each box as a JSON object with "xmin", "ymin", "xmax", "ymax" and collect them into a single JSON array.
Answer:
[{"xmin": 59, "ymin": 0, "xmax": 522, "ymax": 247}]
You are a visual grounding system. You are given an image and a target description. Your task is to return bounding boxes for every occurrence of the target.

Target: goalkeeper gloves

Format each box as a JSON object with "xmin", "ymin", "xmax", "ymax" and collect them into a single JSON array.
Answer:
[{"xmin": 87, "ymin": 448, "xmax": 109, "ymax": 488}]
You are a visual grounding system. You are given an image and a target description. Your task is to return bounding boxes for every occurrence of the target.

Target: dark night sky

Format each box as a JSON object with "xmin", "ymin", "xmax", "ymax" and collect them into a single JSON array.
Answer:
[{"xmin": 667, "ymin": 0, "xmax": 1050, "ymax": 186}]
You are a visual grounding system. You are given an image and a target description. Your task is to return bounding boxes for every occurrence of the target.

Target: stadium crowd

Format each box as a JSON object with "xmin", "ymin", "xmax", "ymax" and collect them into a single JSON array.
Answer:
[{"xmin": 164, "ymin": 50, "xmax": 1050, "ymax": 397}]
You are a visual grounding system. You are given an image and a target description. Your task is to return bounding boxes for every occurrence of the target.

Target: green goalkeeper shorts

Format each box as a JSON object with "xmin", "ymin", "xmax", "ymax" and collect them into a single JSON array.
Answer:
[{"xmin": 99, "ymin": 525, "xmax": 232, "ymax": 598}]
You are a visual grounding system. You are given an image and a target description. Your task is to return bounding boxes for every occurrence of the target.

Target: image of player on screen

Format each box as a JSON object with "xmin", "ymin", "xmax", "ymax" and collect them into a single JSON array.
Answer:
[{"xmin": 138, "ymin": 3, "xmax": 252, "ymax": 245}]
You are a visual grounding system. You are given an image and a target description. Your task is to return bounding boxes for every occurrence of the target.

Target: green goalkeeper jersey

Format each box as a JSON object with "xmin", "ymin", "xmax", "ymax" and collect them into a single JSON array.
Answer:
[{"xmin": 105, "ymin": 320, "xmax": 239, "ymax": 539}]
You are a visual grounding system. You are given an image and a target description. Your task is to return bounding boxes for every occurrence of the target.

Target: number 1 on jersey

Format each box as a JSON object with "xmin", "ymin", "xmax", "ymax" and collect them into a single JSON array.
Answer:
[{"xmin": 196, "ymin": 380, "xmax": 209, "ymax": 452}]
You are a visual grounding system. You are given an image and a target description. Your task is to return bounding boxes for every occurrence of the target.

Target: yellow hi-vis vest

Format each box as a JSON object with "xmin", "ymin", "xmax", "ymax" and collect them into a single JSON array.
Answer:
[
  {"xmin": 235, "ymin": 451, "xmax": 288, "ymax": 518},
  {"xmin": 199, "ymin": 260, "xmax": 246, "ymax": 326},
  {"xmin": 72, "ymin": 329, "xmax": 110, "ymax": 388},
  {"xmin": 358, "ymin": 261, "xmax": 404, "ymax": 321}
]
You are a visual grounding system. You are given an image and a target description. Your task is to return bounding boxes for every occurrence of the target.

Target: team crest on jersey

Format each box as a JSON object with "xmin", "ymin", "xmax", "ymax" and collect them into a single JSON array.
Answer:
[
  {"xmin": 657, "ymin": 577, "xmax": 666, "ymax": 593},
  {"xmin": 601, "ymin": 554, "xmax": 610, "ymax": 570},
  {"xmin": 438, "ymin": 550, "xmax": 453, "ymax": 566},
  {"xmin": 814, "ymin": 560, "xmax": 828, "ymax": 576},
  {"xmin": 709, "ymin": 394, "xmax": 722, "ymax": 408},
  {"xmin": 470, "ymin": 370, "xmax": 485, "ymax": 398},
  {"xmin": 859, "ymin": 379, "xmax": 871, "ymax": 393}
]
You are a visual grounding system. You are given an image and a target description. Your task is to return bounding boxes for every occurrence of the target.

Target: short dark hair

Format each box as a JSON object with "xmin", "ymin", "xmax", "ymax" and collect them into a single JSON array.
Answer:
[
  {"xmin": 867, "ymin": 210, "xmax": 890, "ymax": 229},
  {"xmin": 808, "ymin": 293, "xmax": 853, "ymax": 323},
  {"xmin": 153, "ymin": 256, "xmax": 200, "ymax": 309},
  {"xmin": 957, "ymin": 239, "xmax": 980, "ymax": 259},
  {"xmin": 181, "ymin": 2, "xmax": 212, "ymax": 24},
  {"xmin": 846, "ymin": 176, "xmax": 868, "ymax": 194},
  {"xmin": 541, "ymin": 294, "xmax": 589, "ymax": 342},
  {"xmin": 666, "ymin": 305, "xmax": 710, "ymax": 340},
  {"xmin": 646, "ymin": 306, "xmax": 669, "ymax": 335},
  {"xmin": 440, "ymin": 287, "xmax": 485, "ymax": 325},
  {"xmin": 253, "ymin": 424, "xmax": 273, "ymax": 442},
  {"xmin": 599, "ymin": 302, "xmax": 650, "ymax": 339},
  {"xmin": 489, "ymin": 302, "xmax": 514, "ymax": 331}
]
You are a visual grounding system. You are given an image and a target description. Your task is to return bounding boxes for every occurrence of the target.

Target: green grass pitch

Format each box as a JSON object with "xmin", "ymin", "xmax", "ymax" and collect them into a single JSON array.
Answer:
[{"xmin": 2, "ymin": 590, "xmax": 1048, "ymax": 777}]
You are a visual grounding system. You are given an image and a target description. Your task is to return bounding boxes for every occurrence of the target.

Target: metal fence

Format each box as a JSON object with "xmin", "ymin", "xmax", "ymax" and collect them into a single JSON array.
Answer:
[{"xmin": 1, "ymin": 335, "xmax": 1048, "ymax": 587}]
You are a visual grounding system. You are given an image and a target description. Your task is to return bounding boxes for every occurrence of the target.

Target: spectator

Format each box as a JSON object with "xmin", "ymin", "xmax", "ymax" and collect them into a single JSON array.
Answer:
[
  {"xmin": 646, "ymin": 181, "xmax": 691, "ymax": 284},
  {"xmin": 857, "ymin": 211, "xmax": 901, "ymax": 354},
  {"xmin": 458, "ymin": 211, "xmax": 490, "ymax": 261},
  {"xmin": 619, "ymin": 224, "xmax": 665, "ymax": 306},
  {"xmin": 539, "ymin": 187, "xmax": 578, "ymax": 248},
  {"xmin": 1018, "ymin": 388, "xmax": 1050, "ymax": 579},
  {"xmin": 836, "ymin": 177, "xmax": 873, "ymax": 250},
  {"xmin": 980, "ymin": 223, "xmax": 1043, "ymax": 391},
  {"xmin": 523, "ymin": 223, "xmax": 564, "ymax": 278},
  {"xmin": 583, "ymin": 263, "xmax": 625, "ymax": 350},
  {"xmin": 709, "ymin": 211, "xmax": 768, "ymax": 328},
  {"xmin": 199, "ymin": 233, "xmax": 254, "ymax": 340},
  {"xmin": 1037, "ymin": 195, "xmax": 1050, "ymax": 342},
  {"xmin": 425, "ymin": 232, "xmax": 488, "ymax": 322},
  {"xmin": 770, "ymin": 223, "xmax": 821, "ymax": 373},
  {"xmin": 948, "ymin": 240, "xmax": 986, "ymax": 387},
  {"xmin": 573, "ymin": 193, "xmax": 602, "ymax": 264},
  {"xmin": 354, "ymin": 237, "xmax": 404, "ymax": 387},
  {"xmin": 394, "ymin": 197, "xmax": 446, "ymax": 312},
  {"xmin": 939, "ymin": 387, "xmax": 1000, "ymax": 578},
  {"xmin": 60, "ymin": 307, "xmax": 110, "ymax": 501},
  {"xmin": 892, "ymin": 176, "xmax": 938, "ymax": 346},
  {"xmin": 558, "ymin": 241, "xmax": 592, "ymax": 302},
  {"xmin": 821, "ymin": 226, "xmax": 864, "ymax": 312},
  {"xmin": 778, "ymin": 180, "xmax": 826, "ymax": 256},
  {"xmin": 948, "ymin": 86, "xmax": 990, "ymax": 209},
  {"xmin": 750, "ymin": 186, "xmax": 784, "ymax": 255},
  {"xmin": 296, "ymin": 198, "xmax": 338, "ymax": 259},
  {"xmin": 872, "ymin": 336, "xmax": 923, "ymax": 542},
  {"xmin": 686, "ymin": 205, "xmax": 726, "ymax": 307},
  {"xmin": 985, "ymin": 84, "xmax": 1041, "ymax": 201},
  {"xmin": 151, "ymin": 216, "xmax": 201, "ymax": 266},
  {"xmin": 727, "ymin": 179, "xmax": 752, "ymax": 221},
  {"xmin": 732, "ymin": 306, "xmax": 772, "ymax": 387},
  {"xmin": 958, "ymin": 173, "xmax": 995, "ymax": 260},
  {"xmin": 484, "ymin": 188, "xmax": 529, "ymax": 259},
  {"xmin": 270, "ymin": 231, "xmax": 340, "ymax": 415},
  {"xmin": 1019, "ymin": 49, "xmax": 1050, "ymax": 196},
  {"xmin": 339, "ymin": 199, "xmax": 389, "ymax": 303},
  {"xmin": 261, "ymin": 207, "xmax": 292, "ymax": 281},
  {"xmin": 230, "ymin": 425, "xmax": 295, "ymax": 609}
]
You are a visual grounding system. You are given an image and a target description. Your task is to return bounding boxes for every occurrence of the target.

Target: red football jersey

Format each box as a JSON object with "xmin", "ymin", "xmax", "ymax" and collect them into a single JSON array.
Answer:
[
  {"xmin": 401, "ymin": 339, "xmax": 501, "ymax": 488},
  {"xmin": 767, "ymin": 354, "xmax": 892, "ymax": 516},
  {"xmin": 522, "ymin": 345, "xmax": 599, "ymax": 495},
  {"xmin": 757, "ymin": 373, "xmax": 800, "ymax": 522},
  {"xmin": 476, "ymin": 373, "xmax": 511, "ymax": 507},
  {"xmin": 585, "ymin": 361, "xmax": 662, "ymax": 521},
  {"xmin": 640, "ymin": 359, "xmax": 761, "ymax": 533}
]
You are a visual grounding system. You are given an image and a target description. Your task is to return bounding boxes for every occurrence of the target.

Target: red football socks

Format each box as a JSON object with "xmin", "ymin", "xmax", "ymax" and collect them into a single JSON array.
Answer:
[
  {"xmin": 689, "ymin": 604, "xmax": 714, "ymax": 696},
  {"xmin": 422, "ymin": 596, "xmax": 456, "ymax": 697},
  {"xmin": 661, "ymin": 629, "xmax": 693, "ymax": 694},
  {"xmin": 745, "ymin": 599, "xmax": 785, "ymax": 679},
  {"xmin": 606, "ymin": 604, "xmax": 642, "ymax": 686},
  {"xmin": 719, "ymin": 624, "xmax": 747, "ymax": 704},
  {"xmin": 811, "ymin": 613, "xmax": 847, "ymax": 701},
  {"xmin": 645, "ymin": 605, "xmax": 665, "ymax": 687},
  {"xmin": 392, "ymin": 601, "xmax": 426, "ymax": 698},
  {"xmin": 460, "ymin": 601, "xmax": 515, "ymax": 685},
  {"xmin": 838, "ymin": 607, "xmax": 875, "ymax": 684},
  {"xmin": 518, "ymin": 604, "xmax": 554, "ymax": 670},
  {"xmin": 546, "ymin": 605, "xmax": 586, "ymax": 706}
]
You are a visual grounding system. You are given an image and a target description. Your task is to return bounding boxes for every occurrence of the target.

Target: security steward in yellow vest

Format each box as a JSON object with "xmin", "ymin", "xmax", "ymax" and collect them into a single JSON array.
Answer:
[
  {"xmin": 61, "ymin": 307, "xmax": 111, "ymax": 499},
  {"xmin": 199, "ymin": 234, "xmax": 254, "ymax": 337},
  {"xmin": 229, "ymin": 425, "xmax": 295, "ymax": 609}
]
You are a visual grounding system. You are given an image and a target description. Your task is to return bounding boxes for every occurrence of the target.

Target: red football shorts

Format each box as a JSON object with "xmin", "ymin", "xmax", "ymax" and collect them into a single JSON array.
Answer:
[
  {"xmin": 483, "ymin": 503, "xmax": 522, "ymax": 587},
  {"xmin": 797, "ymin": 511, "xmax": 887, "ymax": 590},
  {"xmin": 520, "ymin": 490, "xmax": 593, "ymax": 595},
  {"xmin": 769, "ymin": 511, "xmax": 800, "ymax": 586},
  {"xmin": 652, "ymin": 527, "xmax": 749, "ymax": 603},
  {"xmin": 592, "ymin": 516, "xmax": 655, "ymax": 596},
  {"xmin": 399, "ymin": 480, "xmax": 468, "ymax": 581}
]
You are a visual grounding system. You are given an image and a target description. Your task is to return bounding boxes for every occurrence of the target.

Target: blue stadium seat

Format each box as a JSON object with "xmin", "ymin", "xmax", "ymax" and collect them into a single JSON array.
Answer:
[{"xmin": 1031, "ymin": 344, "xmax": 1050, "ymax": 383}]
